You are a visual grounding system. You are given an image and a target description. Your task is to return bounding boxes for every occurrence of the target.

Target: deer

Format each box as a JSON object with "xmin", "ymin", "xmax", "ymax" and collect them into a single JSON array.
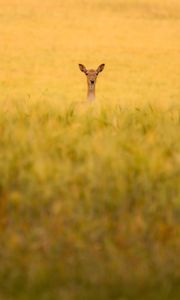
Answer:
[{"xmin": 79, "ymin": 64, "xmax": 105, "ymax": 101}]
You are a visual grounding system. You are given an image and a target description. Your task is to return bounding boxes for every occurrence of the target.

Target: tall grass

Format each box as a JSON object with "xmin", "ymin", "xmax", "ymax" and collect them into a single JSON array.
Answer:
[{"xmin": 0, "ymin": 101, "xmax": 180, "ymax": 300}]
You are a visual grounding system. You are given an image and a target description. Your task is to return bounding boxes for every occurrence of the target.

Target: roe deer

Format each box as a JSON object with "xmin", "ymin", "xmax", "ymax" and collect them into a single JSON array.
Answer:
[{"xmin": 79, "ymin": 64, "xmax": 105, "ymax": 101}]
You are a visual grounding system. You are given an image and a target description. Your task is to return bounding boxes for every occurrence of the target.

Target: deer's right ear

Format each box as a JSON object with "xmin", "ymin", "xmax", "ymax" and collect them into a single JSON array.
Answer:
[
  {"xmin": 79, "ymin": 64, "xmax": 87, "ymax": 74},
  {"xmin": 96, "ymin": 64, "xmax": 105, "ymax": 74}
]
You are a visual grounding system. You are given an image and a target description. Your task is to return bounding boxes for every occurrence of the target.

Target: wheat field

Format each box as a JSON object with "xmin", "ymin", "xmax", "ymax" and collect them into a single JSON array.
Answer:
[{"xmin": 0, "ymin": 1, "xmax": 180, "ymax": 299}]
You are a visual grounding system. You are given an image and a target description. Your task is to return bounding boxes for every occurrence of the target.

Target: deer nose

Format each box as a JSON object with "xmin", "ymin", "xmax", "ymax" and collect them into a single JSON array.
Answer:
[{"xmin": 91, "ymin": 80, "xmax": 95, "ymax": 84}]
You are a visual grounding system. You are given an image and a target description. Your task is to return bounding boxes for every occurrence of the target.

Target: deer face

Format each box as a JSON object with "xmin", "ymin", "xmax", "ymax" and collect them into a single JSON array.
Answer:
[
  {"xmin": 79, "ymin": 64, "xmax": 105, "ymax": 89},
  {"xmin": 86, "ymin": 70, "xmax": 98, "ymax": 87}
]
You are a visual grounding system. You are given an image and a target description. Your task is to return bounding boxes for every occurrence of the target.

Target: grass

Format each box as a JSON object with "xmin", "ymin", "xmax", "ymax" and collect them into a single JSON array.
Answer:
[{"xmin": 0, "ymin": 0, "xmax": 180, "ymax": 299}]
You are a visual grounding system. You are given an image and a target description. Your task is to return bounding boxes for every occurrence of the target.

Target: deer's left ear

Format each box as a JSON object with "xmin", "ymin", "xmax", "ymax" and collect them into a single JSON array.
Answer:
[
  {"xmin": 79, "ymin": 64, "xmax": 87, "ymax": 74},
  {"xmin": 96, "ymin": 64, "xmax": 105, "ymax": 74}
]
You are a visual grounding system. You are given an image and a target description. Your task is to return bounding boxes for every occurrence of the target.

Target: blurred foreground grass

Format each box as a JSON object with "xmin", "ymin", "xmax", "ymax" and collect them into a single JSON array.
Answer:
[{"xmin": 0, "ymin": 101, "xmax": 180, "ymax": 300}]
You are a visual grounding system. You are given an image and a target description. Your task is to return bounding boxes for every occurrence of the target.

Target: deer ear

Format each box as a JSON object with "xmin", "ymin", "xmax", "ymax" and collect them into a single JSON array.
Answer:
[
  {"xmin": 96, "ymin": 64, "xmax": 105, "ymax": 74},
  {"xmin": 79, "ymin": 64, "xmax": 87, "ymax": 74}
]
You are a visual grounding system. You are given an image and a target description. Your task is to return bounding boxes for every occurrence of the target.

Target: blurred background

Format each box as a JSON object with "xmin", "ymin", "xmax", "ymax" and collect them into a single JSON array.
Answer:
[{"xmin": 0, "ymin": 0, "xmax": 180, "ymax": 107}]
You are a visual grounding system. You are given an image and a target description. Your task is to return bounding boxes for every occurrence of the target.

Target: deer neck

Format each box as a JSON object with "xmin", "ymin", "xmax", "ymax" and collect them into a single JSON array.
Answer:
[{"xmin": 87, "ymin": 83, "xmax": 95, "ymax": 101}]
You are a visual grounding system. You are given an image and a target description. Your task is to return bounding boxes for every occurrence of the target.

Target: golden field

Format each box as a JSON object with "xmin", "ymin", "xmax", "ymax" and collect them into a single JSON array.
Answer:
[{"xmin": 0, "ymin": 1, "xmax": 180, "ymax": 299}]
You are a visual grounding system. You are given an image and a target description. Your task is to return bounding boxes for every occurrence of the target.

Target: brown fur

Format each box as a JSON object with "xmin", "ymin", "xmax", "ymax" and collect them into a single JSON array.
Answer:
[{"xmin": 79, "ymin": 64, "xmax": 105, "ymax": 101}]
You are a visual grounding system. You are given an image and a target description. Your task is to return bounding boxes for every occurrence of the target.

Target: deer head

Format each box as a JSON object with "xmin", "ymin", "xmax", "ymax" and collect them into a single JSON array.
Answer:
[{"xmin": 79, "ymin": 64, "xmax": 105, "ymax": 101}]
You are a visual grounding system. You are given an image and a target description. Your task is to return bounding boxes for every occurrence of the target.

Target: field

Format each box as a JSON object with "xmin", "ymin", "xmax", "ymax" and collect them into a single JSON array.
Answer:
[{"xmin": 0, "ymin": 0, "xmax": 180, "ymax": 299}]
